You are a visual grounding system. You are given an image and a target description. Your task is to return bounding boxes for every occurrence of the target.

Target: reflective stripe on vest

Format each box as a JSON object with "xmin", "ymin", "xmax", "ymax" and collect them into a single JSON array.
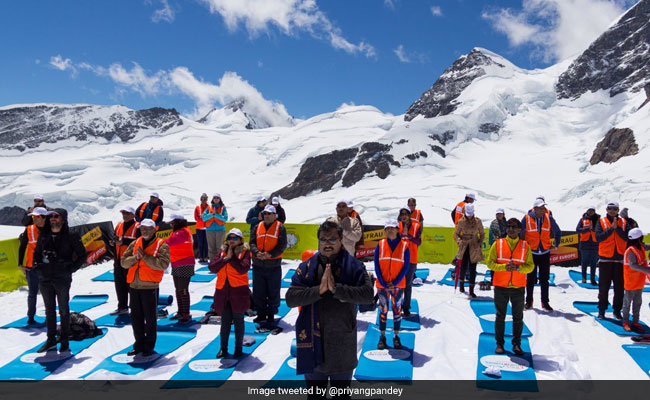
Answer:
[
  {"xmin": 115, "ymin": 221, "xmax": 140, "ymax": 260},
  {"xmin": 598, "ymin": 217, "xmax": 628, "ymax": 257},
  {"xmin": 410, "ymin": 209, "xmax": 421, "ymax": 224},
  {"xmin": 137, "ymin": 204, "xmax": 160, "ymax": 222},
  {"xmin": 24, "ymin": 224, "xmax": 39, "ymax": 268},
  {"xmin": 377, "ymin": 239, "xmax": 408, "ymax": 289},
  {"xmin": 216, "ymin": 250, "xmax": 249, "ymax": 289},
  {"xmin": 399, "ymin": 221, "xmax": 420, "ymax": 263},
  {"xmin": 256, "ymin": 220, "xmax": 283, "ymax": 260},
  {"xmin": 126, "ymin": 237, "xmax": 165, "ymax": 284},
  {"xmin": 624, "ymin": 246, "xmax": 648, "ymax": 291},
  {"xmin": 579, "ymin": 218, "xmax": 596, "ymax": 243},
  {"xmin": 205, "ymin": 205, "xmax": 226, "ymax": 228},
  {"xmin": 493, "ymin": 238, "xmax": 528, "ymax": 288},
  {"xmin": 525, "ymin": 214, "xmax": 551, "ymax": 251},
  {"xmin": 454, "ymin": 202, "xmax": 466, "ymax": 225},
  {"xmin": 169, "ymin": 227, "xmax": 194, "ymax": 263}
]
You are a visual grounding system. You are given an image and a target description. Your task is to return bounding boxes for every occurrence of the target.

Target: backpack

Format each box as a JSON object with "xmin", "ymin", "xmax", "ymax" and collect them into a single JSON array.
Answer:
[{"xmin": 59, "ymin": 312, "xmax": 103, "ymax": 341}]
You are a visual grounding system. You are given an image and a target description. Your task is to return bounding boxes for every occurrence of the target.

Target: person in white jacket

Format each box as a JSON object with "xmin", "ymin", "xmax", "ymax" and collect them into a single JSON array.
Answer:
[{"xmin": 326, "ymin": 200, "xmax": 362, "ymax": 257}]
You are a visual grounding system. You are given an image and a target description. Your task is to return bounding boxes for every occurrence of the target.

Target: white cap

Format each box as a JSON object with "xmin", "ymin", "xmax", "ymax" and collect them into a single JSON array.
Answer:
[
  {"xmin": 628, "ymin": 228, "xmax": 644, "ymax": 240},
  {"xmin": 212, "ymin": 193, "xmax": 221, "ymax": 199},
  {"xmin": 587, "ymin": 205, "xmax": 596, "ymax": 211},
  {"xmin": 496, "ymin": 208, "xmax": 504, "ymax": 215},
  {"xmin": 271, "ymin": 196, "xmax": 280, "ymax": 205},
  {"xmin": 33, "ymin": 194, "xmax": 44, "ymax": 201},
  {"xmin": 256, "ymin": 196, "xmax": 267, "ymax": 203},
  {"xmin": 168, "ymin": 213, "xmax": 185, "ymax": 221},
  {"xmin": 384, "ymin": 220, "xmax": 399, "ymax": 229},
  {"xmin": 466, "ymin": 193, "xmax": 476, "ymax": 201},
  {"xmin": 536, "ymin": 195, "xmax": 545, "ymax": 202},
  {"xmin": 263, "ymin": 205, "xmax": 277, "ymax": 214},
  {"xmin": 150, "ymin": 192, "xmax": 159, "ymax": 198},
  {"xmin": 607, "ymin": 201, "xmax": 620, "ymax": 208},
  {"xmin": 336, "ymin": 199, "xmax": 348, "ymax": 206},
  {"xmin": 347, "ymin": 200, "xmax": 354, "ymax": 208},
  {"xmin": 139, "ymin": 219, "xmax": 156, "ymax": 228},
  {"xmin": 227, "ymin": 228, "xmax": 243, "ymax": 238},
  {"xmin": 120, "ymin": 206, "xmax": 135, "ymax": 214},
  {"xmin": 464, "ymin": 203, "xmax": 475, "ymax": 216},
  {"xmin": 399, "ymin": 205, "xmax": 411, "ymax": 213},
  {"xmin": 533, "ymin": 199, "xmax": 547, "ymax": 208},
  {"xmin": 28, "ymin": 207, "xmax": 51, "ymax": 216}
]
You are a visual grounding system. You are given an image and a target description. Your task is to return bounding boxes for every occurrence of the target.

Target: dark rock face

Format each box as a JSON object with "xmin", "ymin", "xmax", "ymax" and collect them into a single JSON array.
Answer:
[
  {"xmin": 640, "ymin": 83, "xmax": 650, "ymax": 109},
  {"xmin": 0, "ymin": 206, "xmax": 27, "ymax": 226},
  {"xmin": 556, "ymin": 0, "xmax": 650, "ymax": 99},
  {"xmin": 0, "ymin": 105, "xmax": 183, "ymax": 151},
  {"xmin": 197, "ymin": 98, "xmax": 294, "ymax": 129},
  {"xmin": 405, "ymin": 151, "xmax": 428, "ymax": 161},
  {"xmin": 404, "ymin": 49, "xmax": 505, "ymax": 121},
  {"xmin": 429, "ymin": 144, "xmax": 445, "ymax": 157},
  {"xmin": 429, "ymin": 130, "xmax": 455, "ymax": 145},
  {"xmin": 590, "ymin": 128, "xmax": 638, "ymax": 165},
  {"xmin": 275, "ymin": 142, "xmax": 398, "ymax": 199},
  {"xmin": 479, "ymin": 123, "xmax": 500, "ymax": 134}
]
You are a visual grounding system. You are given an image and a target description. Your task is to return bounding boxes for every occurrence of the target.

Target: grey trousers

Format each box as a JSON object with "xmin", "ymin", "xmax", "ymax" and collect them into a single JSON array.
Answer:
[
  {"xmin": 622, "ymin": 289, "xmax": 643, "ymax": 323},
  {"xmin": 206, "ymin": 230, "xmax": 226, "ymax": 261}
]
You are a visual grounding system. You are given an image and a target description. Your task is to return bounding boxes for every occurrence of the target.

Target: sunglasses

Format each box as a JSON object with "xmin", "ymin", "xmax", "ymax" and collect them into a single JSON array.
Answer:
[
  {"xmin": 50, "ymin": 214, "xmax": 62, "ymax": 219},
  {"xmin": 607, "ymin": 207, "xmax": 619, "ymax": 211},
  {"xmin": 32, "ymin": 215, "xmax": 43, "ymax": 219},
  {"xmin": 226, "ymin": 235, "xmax": 240, "ymax": 241},
  {"xmin": 319, "ymin": 238, "xmax": 339, "ymax": 245}
]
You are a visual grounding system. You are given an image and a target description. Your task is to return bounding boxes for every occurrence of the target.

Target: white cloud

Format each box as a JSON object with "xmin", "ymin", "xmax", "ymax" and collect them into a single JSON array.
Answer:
[
  {"xmin": 49, "ymin": 55, "xmax": 77, "ymax": 76},
  {"xmin": 430, "ymin": 6, "xmax": 443, "ymax": 17},
  {"xmin": 384, "ymin": 0, "xmax": 395, "ymax": 9},
  {"xmin": 105, "ymin": 63, "xmax": 169, "ymax": 96},
  {"xmin": 393, "ymin": 44, "xmax": 429, "ymax": 64},
  {"xmin": 152, "ymin": 0, "xmax": 175, "ymax": 23},
  {"xmin": 198, "ymin": 0, "xmax": 376, "ymax": 58},
  {"xmin": 482, "ymin": 0, "xmax": 634, "ymax": 63}
]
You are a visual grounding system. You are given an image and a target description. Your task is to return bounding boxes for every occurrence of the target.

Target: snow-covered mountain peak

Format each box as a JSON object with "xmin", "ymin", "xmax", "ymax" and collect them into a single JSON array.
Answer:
[{"xmin": 197, "ymin": 97, "xmax": 295, "ymax": 130}]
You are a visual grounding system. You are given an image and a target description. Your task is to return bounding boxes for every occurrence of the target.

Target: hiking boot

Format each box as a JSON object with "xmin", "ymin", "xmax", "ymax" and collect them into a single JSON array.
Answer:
[
  {"xmin": 142, "ymin": 350, "xmax": 156, "ymax": 357},
  {"xmin": 266, "ymin": 314, "xmax": 275, "ymax": 324},
  {"xmin": 27, "ymin": 317, "xmax": 37, "ymax": 325},
  {"xmin": 110, "ymin": 308, "xmax": 129, "ymax": 316},
  {"xmin": 217, "ymin": 349, "xmax": 228, "ymax": 358},
  {"xmin": 632, "ymin": 322, "xmax": 645, "ymax": 333},
  {"xmin": 613, "ymin": 310, "xmax": 623, "ymax": 320},
  {"xmin": 623, "ymin": 322, "xmax": 632, "ymax": 332},
  {"xmin": 541, "ymin": 302, "xmax": 554, "ymax": 312},
  {"xmin": 582, "ymin": 278, "xmax": 587, "ymax": 284},
  {"xmin": 393, "ymin": 335, "xmax": 402, "ymax": 349},
  {"xmin": 524, "ymin": 301, "xmax": 533, "ymax": 310},
  {"xmin": 591, "ymin": 280, "xmax": 597, "ymax": 286},
  {"xmin": 234, "ymin": 347, "xmax": 243, "ymax": 358},
  {"xmin": 127, "ymin": 349, "xmax": 139, "ymax": 356},
  {"xmin": 495, "ymin": 345, "xmax": 505, "ymax": 354},
  {"xmin": 597, "ymin": 311, "xmax": 606, "ymax": 320},
  {"xmin": 402, "ymin": 310, "xmax": 411, "ymax": 318},
  {"xmin": 170, "ymin": 313, "xmax": 182, "ymax": 321},
  {"xmin": 59, "ymin": 340, "xmax": 70, "ymax": 353},
  {"xmin": 37, "ymin": 339, "xmax": 58, "ymax": 353},
  {"xmin": 253, "ymin": 314, "xmax": 266, "ymax": 323},
  {"xmin": 178, "ymin": 314, "xmax": 193, "ymax": 324},
  {"xmin": 469, "ymin": 285, "xmax": 477, "ymax": 299},
  {"xmin": 377, "ymin": 335, "xmax": 387, "ymax": 350},
  {"xmin": 512, "ymin": 344, "xmax": 524, "ymax": 356},
  {"xmin": 459, "ymin": 281, "xmax": 465, "ymax": 293}
]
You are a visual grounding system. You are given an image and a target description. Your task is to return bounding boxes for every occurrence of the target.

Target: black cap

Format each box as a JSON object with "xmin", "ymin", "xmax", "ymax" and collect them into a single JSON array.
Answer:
[{"xmin": 51, "ymin": 208, "xmax": 68, "ymax": 222}]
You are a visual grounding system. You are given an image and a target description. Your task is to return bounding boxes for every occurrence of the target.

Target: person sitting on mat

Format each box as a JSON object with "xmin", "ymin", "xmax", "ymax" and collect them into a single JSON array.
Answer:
[{"xmin": 209, "ymin": 228, "xmax": 252, "ymax": 358}]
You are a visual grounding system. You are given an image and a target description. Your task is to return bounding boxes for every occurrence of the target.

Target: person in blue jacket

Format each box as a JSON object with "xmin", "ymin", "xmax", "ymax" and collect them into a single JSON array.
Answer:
[
  {"xmin": 202, "ymin": 194, "xmax": 228, "ymax": 261},
  {"xmin": 246, "ymin": 196, "xmax": 267, "ymax": 233}
]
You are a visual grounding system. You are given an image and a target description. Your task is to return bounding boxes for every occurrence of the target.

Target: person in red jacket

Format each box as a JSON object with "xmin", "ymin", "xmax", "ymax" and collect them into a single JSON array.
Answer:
[
  {"xmin": 165, "ymin": 214, "xmax": 195, "ymax": 323},
  {"xmin": 194, "ymin": 193, "xmax": 210, "ymax": 263}
]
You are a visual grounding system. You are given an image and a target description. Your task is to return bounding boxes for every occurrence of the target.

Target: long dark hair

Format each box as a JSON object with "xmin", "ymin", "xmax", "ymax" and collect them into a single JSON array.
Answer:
[
  {"xmin": 171, "ymin": 219, "xmax": 188, "ymax": 231},
  {"xmin": 627, "ymin": 237, "xmax": 644, "ymax": 250}
]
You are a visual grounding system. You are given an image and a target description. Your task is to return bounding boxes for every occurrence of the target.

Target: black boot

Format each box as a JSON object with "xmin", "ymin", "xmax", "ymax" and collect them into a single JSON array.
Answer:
[
  {"xmin": 234, "ymin": 347, "xmax": 243, "ymax": 358},
  {"xmin": 37, "ymin": 338, "xmax": 58, "ymax": 353},
  {"xmin": 469, "ymin": 285, "xmax": 477, "ymax": 298},
  {"xmin": 459, "ymin": 280, "xmax": 465, "ymax": 293},
  {"xmin": 217, "ymin": 348, "xmax": 228, "ymax": 358},
  {"xmin": 59, "ymin": 339, "xmax": 70, "ymax": 353},
  {"xmin": 377, "ymin": 335, "xmax": 387, "ymax": 350},
  {"xmin": 253, "ymin": 313, "xmax": 266, "ymax": 323}
]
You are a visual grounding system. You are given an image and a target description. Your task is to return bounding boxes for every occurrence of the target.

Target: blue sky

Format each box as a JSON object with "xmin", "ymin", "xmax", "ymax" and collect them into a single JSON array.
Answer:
[{"xmin": 0, "ymin": 0, "xmax": 636, "ymax": 119}]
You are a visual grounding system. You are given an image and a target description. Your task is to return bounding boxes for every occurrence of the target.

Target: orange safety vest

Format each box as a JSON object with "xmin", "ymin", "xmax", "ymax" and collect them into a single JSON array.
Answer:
[
  {"xmin": 493, "ymin": 238, "xmax": 529, "ymax": 288},
  {"xmin": 137, "ymin": 203, "xmax": 161, "ymax": 222},
  {"xmin": 24, "ymin": 224, "xmax": 40, "ymax": 268},
  {"xmin": 579, "ymin": 218, "xmax": 596, "ymax": 243},
  {"xmin": 126, "ymin": 237, "xmax": 165, "ymax": 284},
  {"xmin": 216, "ymin": 249, "xmax": 250, "ymax": 289},
  {"xmin": 598, "ymin": 217, "xmax": 628, "ymax": 258},
  {"xmin": 195, "ymin": 204, "xmax": 209, "ymax": 229},
  {"xmin": 115, "ymin": 220, "xmax": 140, "ymax": 260},
  {"xmin": 168, "ymin": 227, "xmax": 194, "ymax": 263},
  {"xmin": 256, "ymin": 220, "xmax": 283, "ymax": 260},
  {"xmin": 525, "ymin": 214, "xmax": 552, "ymax": 251},
  {"xmin": 204, "ymin": 205, "xmax": 226, "ymax": 228},
  {"xmin": 399, "ymin": 221, "xmax": 421, "ymax": 263},
  {"xmin": 410, "ymin": 209, "xmax": 421, "ymax": 224},
  {"xmin": 454, "ymin": 201, "xmax": 466, "ymax": 225},
  {"xmin": 349, "ymin": 210, "xmax": 360, "ymax": 220},
  {"xmin": 376, "ymin": 238, "xmax": 409, "ymax": 289},
  {"xmin": 624, "ymin": 246, "xmax": 648, "ymax": 291}
]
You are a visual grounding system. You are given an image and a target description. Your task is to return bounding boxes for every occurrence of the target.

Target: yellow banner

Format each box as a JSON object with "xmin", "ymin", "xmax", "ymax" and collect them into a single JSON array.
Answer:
[
  {"xmin": 0, "ymin": 238, "xmax": 26, "ymax": 292},
  {"xmin": 81, "ymin": 226, "xmax": 103, "ymax": 247}
]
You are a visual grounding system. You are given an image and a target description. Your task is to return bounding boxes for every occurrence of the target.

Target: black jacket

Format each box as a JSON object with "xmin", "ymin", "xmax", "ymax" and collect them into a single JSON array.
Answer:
[
  {"xmin": 275, "ymin": 205, "xmax": 287, "ymax": 224},
  {"xmin": 34, "ymin": 222, "xmax": 86, "ymax": 281}
]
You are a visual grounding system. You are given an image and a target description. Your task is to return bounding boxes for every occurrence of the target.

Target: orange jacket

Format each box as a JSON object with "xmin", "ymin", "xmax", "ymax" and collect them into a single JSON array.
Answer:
[
  {"xmin": 204, "ymin": 205, "xmax": 227, "ymax": 228},
  {"xmin": 126, "ymin": 237, "xmax": 165, "ymax": 284},
  {"xmin": 256, "ymin": 220, "xmax": 283, "ymax": 260},
  {"xmin": 410, "ymin": 209, "xmax": 422, "ymax": 224},
  {"xmin": 525, "ymin": 214, "xmax": 552, "ymax": 251},
  {"xmin": 115, "ymin": 221, "xmax": 140, "ymax": 260},
  {"xmin": 376, "ymin": 238, "xmax": 409, "ymax": 289},
  {"xmin": 598, "ymin": 217, "xmax": 628, "ymax": 258},
  {"xmin": 216, "ymin": 249, "xmax": 250, "ymax": 289},
  {"xmin": 454, "ymin": 201, "xmax": 466, "ymax": 225},
  {"xmin": 136, "ymin": 203, "xmax": 161, "ymax": 223},
  {"xmin": 624, "ymin": 246, "xmax": 648, "ymax": 291},
  {"xmin": 399, "ymin": 221, "xmax": 421, "ymax": 263},
  {"xmin": 493, "ymin": 238, "xmax": 529, "ymax": 288},
  {"xmin": 194, "ymin": 204, "xmax": 209, "ymax": 229},
  {"xmin": 579, "ymin": 218, "xmax": 596, "ymax": 243},
  {"xmin": 24, "ymin": 224, "xmax": 40, "ymax": 268}
]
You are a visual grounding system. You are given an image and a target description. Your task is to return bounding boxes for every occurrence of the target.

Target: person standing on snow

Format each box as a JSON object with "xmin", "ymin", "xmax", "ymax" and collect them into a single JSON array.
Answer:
[
  {"xmin": 621, "ymin": 228, "xmax": 650, "ymax": 332},
  {"xmin": 489, "ymin": 208, "xmax": 507, "ymax": 246},
  {"xmin": 454, "ymin": 203, "xmax": 485, "ymax": 298},
  {"xmin": 202, "ymin": 194, "xmax": 228, "ymax": 261},
  {"xmin": 109, "ymin": 206, "xmax": 140, "ymax": 316},
  {"xmin": 326, "ymin": 200, "xmax": 362, "ymax": 257},
  {"xmin": 398, "ymin": 206, "xmax": 421, "ymax": 316},
  {"xmin": 271, "ymin": 197, "xmax": 287, "ymax": 224},
  {"xmin": 135, "ymin": 193, "xmax": 164, "ymax": 227},
  {"xmin": 620, "ymin": 208, "xmax": 638, "ymax": 229},
  {"xmin": 452, "ymin": 193, "xmax": 476, "ymax": 225},
  {"xmin": 21, "ymin": 194, "xmax": 51, "ymax": 227},
  {"xmin": 165, "ymin": 214, "xmax": 195, "ymax": 324},
  {"xmin": 347, "ymin": 200, "xmax": 365, "ymax": 251},
  {"xmin": 194, "ymin": 193, "xmax": 210, "ymax": 263},
  {"xmin": 408, "ymin": 198, "xmax": 424, "ymax": 225},
  {"xmin": 246, "ymin": 196, "xmax": 268, "ymax": 234},
  {"xmin": 576, "ymin": 205, "xmax": 600, "ymax": 284}
]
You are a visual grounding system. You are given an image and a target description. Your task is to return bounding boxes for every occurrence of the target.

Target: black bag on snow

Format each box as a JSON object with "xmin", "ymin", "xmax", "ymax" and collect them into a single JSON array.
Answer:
[{"xmin": 58, "ymin": 312, "xmax": 103, "ymax": 341}]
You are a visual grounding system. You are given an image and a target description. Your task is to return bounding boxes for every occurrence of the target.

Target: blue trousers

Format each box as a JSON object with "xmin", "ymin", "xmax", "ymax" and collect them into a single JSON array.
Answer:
[
  {"xmin": 196, "ymin": 229, "xmax": 208, "ymax": 259},
  {"xmin": 581, "ymin": 248, "xmax": 598, "ymax": 281},
  {"xmin": 25, "ymin": 267, "xmax": 40, "ymax": 318}
]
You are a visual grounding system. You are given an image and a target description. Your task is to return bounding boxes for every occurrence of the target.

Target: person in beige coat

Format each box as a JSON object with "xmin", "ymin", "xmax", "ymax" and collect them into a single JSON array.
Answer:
[
  {"xmin": 454, "ymin": 204, "xmax": 485, "ymax": 298},
  {"xmin": 326, "ymin": 200, "xmax": 362, "ymax": 257},
  {"xmin": 121, "ymin": 219, "xmax": 170, "ymax": 357}
]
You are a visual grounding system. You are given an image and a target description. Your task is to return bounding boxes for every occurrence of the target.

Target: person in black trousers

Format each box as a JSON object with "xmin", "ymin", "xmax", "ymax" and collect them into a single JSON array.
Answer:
[{"xmin": 109, "ymin": 206, "xmax": 141, "ymax": 315}]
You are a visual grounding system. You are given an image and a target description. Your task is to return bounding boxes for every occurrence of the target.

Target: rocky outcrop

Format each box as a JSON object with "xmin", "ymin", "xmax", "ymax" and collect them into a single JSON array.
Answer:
[
  {"xmin": 0, "ymin": 104, "xmax": 183, "ymax": 151},
  {"xmin": 0, "ymin": 206, "xmax": 27, "ymax": 226},
  {"xmin": 640, "ymin": 83, "xmax": 650, "ymax": 109},
  {"xmin": 590, "ymin": 128, "xmax": 638, "ymax": 165},
  {"xmin": 275, "ymin": 142, "xmax": 398, "ymax": 199},
  {"xmin": 556, "ymin": 0, "xmax": 650, "ymax": 99},
  {"xmin": 404, "ymin": 49, "xmax": 505, "ymax": 121}
]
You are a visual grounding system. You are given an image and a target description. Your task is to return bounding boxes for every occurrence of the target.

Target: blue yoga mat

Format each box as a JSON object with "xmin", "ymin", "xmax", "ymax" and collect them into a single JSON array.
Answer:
[
  {"xmin": 269, "ymin": 356, "xmax": 305, "ymax": 382},
  {"xmin": 375, "ymin": 299, "xmax": 420, "ymax": 331},
  {"xmin": 0, "ymin": 328, "xmax": 107, "ymax": 380},
  {"xmin": 163, "ymin": 331, "xmax": 267, "ymax": 388},
  {"xmin": 83, "ymin": 327, "xmax": 196, "ymax": 378},
  {"xmin": 476, "ymin": 333, "xmax": 538, "ymax": 392},
  {"xmin": 96, "ymin": 304, "xmax": 173, "ymax": 328},
  {"xmin": 568, "ymin": 270, "xmax": 601, "ymax": 289},
  {"xmin": 290, "ymin": 338, "xmax": 297, "ymax": 357},
  {"xmin": 159, "ymin": 296, "xmax": 215, "ymax": 327},
  {"xmin": 354, "ymin": 324, "xmax": 414, "ymax": 381},
  {"xmin": 281, "ymin": 269, "xmax": 296, "ymax": 288},
  {"xmin": 470, "ymin": 299, "xmax": 532, "ymax": 337},
  {"xmin": 573, "ymin": 301, "xmax": 649, "ymax": 336},
  {"xmin": 412, "ymin": 268, "xmax": 430, "ymax": 286},
  {"xmin": 1, "ymin": 294, "xmax": 109, "ymax": 329},
  {"xmin": 92, "ymin": 270, "xmax": 115, "ymax": 282},
  {"xmin": 623, "ymin": 344, "xmax": 650, "ymax": 378},
  {"xmin": 191, "ymin": 267, "xmax": 217, "ymax": 283}
]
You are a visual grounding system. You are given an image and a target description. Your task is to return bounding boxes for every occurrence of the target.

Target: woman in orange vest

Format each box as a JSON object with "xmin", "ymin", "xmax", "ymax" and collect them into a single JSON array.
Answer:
[
  {"xmin": 398, "ymin": 206, "xmax": 422, "ymax": 317},
  {"xmin": 165, "ymin": 214, "xmax": 195, "ymax": 324},
  {"xmin": 374, "ymin": 220, "xmax": 410, "ymax": 350},
  {"xmin": 209, "ymin": 228, "xmax": 251, "ymax": 358},
  {"xmin": 622, "ymin": 228, "xmax": 650, "ymax": 332},
  {"xmin": 576, "ymin": 205, "xmax": 600, "ymax": 284},
  {"xmin": 194, "ymin": 193, "xmax": 209, "ymax": 263}
]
